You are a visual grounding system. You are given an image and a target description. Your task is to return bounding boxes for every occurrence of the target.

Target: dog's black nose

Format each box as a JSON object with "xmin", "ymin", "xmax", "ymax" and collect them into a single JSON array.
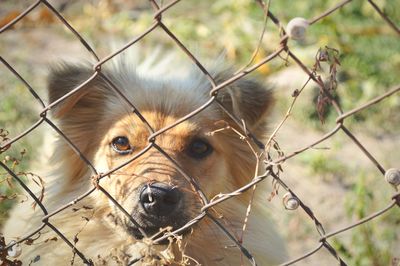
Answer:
[{"xmin": 140, "ymin": 183, "xmax": 182, "ymax": 217}]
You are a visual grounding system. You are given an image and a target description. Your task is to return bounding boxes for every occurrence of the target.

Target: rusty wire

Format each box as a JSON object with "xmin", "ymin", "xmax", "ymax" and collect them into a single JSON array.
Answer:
[{"xmin": 0, "ymin": 0, "xmax": 399, "ymax": 265}]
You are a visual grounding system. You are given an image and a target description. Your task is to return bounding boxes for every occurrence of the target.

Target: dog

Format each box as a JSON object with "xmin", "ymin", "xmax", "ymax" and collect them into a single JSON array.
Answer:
[{"xmin": 3, "ymin": 54, "xmax": 287, "ymax": 265}]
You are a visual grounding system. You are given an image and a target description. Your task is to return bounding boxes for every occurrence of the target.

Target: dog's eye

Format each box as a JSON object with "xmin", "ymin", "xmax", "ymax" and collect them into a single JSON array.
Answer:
[
  {"xmin": 187, "ymin": 139, "xmax": 213, "ymax": 159},
  {"xmin": 111, "ymin": 136, "xmax": 133, "ymax": 155}
]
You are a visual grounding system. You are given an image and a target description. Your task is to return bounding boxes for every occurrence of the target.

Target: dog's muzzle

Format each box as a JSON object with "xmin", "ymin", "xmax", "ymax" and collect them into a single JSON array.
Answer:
[
  {"xmin": 125, "ymin": 182, "xmax": 187, "ymax": 238},
  {"xmin": 139, "ymin": 182, "xmax": 182, "ymax": 217}
]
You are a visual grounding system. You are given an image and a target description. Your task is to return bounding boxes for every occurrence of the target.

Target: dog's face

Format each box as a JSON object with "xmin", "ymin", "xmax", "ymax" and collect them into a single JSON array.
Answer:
[
  {"xmin": 47, "ymin": 61, "xmax": 273, "ymax": 242},
  {"xmin": 94, "ymin": 111, "xmax": 226, "ymax": 239}
]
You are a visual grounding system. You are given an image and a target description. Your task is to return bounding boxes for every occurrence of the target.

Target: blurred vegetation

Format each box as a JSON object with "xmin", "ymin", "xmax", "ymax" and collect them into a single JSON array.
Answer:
[
  {"xmin": 61, "ymin": 0, "xmax": 400, "ymax": 133},
  {"xmin": 1, "ymin": 0, "xmax": 399, "ymax": 264}
]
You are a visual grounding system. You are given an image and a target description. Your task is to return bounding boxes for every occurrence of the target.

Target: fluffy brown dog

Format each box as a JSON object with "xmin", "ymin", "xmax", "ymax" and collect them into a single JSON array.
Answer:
[{"xmin": 3, "ymin": 58, "xmax": 287, "ymax": 265}]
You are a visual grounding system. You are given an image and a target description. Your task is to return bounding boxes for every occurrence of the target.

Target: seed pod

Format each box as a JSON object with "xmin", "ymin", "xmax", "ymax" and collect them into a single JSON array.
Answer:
[
  {"xmin": 286, "ymin": 17, "xmax": 309, "ymax": 41},
  {"xmin": 283, "ymin": 192, "xmax": 300, "ymax": 210},
  {"xmin": 385, "ymin": 168, "xmax": 400, "ymax": 187},
  {"xmin": 318, "ymin": 50, "xmax": 329, "ymax": 62},
  {"xmin": 7, "ymin": 241, "xmax": 22, "ymax": 258}
]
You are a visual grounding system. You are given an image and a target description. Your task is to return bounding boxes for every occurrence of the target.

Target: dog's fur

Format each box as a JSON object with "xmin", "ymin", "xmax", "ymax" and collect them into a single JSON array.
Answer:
[{"xmin": 3, "ymin": 56, "xmax": 287, "ymax": 265}]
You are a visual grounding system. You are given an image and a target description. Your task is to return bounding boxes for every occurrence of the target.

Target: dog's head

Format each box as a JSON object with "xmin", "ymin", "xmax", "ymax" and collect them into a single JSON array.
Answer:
[{"xmin": 47, "ymin": 60, "xmax": 273, "ymax": 241}]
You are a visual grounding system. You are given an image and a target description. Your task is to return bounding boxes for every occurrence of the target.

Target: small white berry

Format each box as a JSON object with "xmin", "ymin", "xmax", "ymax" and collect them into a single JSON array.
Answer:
[
  {"xmin": 385, "ymin": 168, "xmax": 400, "ymax": 187},
  {"xmin": 286, "ymin": 17, "xmax": 309, "ymax": 41},
  {"xmin": 7, "ymin": 241, "xmax": 22, "ymax": 258},
  {"xmin": 283, "ymin": 192, "xmax": 299, "ymax": 210}
]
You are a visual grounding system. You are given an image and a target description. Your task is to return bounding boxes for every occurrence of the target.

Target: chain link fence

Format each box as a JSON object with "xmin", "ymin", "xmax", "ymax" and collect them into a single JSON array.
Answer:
[{"xmin": 1, "ymin": 0, "xmax": 399, "ymax": 265}]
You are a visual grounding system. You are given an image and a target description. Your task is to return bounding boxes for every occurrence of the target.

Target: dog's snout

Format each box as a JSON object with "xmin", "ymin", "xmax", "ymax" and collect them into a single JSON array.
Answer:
[{"xmin": 140, "ymin": 183, "xmax": 182, "ymax": 216}]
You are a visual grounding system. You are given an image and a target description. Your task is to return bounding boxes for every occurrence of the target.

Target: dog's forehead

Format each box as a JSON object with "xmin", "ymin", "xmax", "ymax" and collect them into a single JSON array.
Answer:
[
  {"xmin": 103, "ymin": 77, "xmax": 224, "ymax": 142},
  {"xmin": 110, "ymin": 110, "xmax": 215, "ymax": 139}
]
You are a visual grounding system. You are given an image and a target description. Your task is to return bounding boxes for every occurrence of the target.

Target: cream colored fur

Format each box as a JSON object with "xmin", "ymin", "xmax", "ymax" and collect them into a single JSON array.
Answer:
[{"xmin": 3, "ymin": 55, "xmax": 286, "ymax": 265}]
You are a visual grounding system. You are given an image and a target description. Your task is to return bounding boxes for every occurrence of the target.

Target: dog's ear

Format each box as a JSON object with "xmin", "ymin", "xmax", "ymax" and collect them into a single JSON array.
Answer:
[
  {"xmin": 214, "ymin": 72, "xmax": 274, "ymax": 131},
  {"xmin": 47, "ymin": 63, "xmax": 110, "ymax": 119}
]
